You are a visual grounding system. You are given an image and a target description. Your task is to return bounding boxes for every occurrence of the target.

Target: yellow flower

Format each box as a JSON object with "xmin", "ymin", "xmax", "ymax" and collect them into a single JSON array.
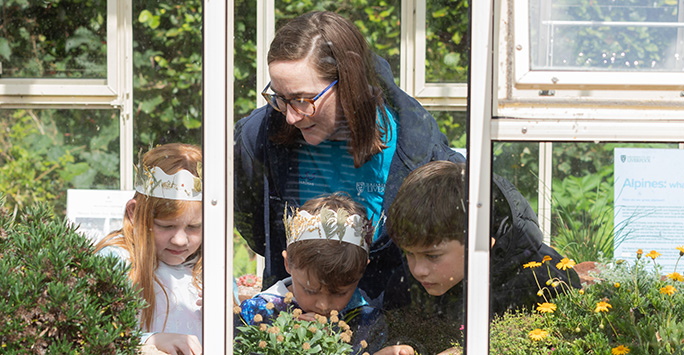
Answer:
[
  {"xmin": 341, "ymin": 333, "xmax": 351, "ymax": 343},
  {"xmin": 614, "ymin": 282, "xmax": 620, "ymax": 289},
  {"xmin": 292, "ymin": 308, "xmax": 303, "ymax": 318},
  {"xmin": 536, "ymin": 302, "xmax": 557, "ymax": 314},
  {"xmin": 330, "ymin": 315, "xmax": 339, "ymax": 323},
  {"xmin": 360, "ymin": 340, "xmax": 368, "ymax": 349},
  {"xmin": 233, "ymin": 306, "xmax": 241, "ymax": 314},
  {"xmin": 537, "ymin": 290, "xmax": 544, "ymax": 297},
  {"xmin": 338, "ymin": 320, "xmax": 350, "ymax": 331},
  {"xmin": 284, "ymin": 292, "xmax": 294, "ymax": 304},
  {"xmin": 330, "ymin": 310, "xmax": 339, "ymax": 317},
  {"xmin": 253, "ymin": 314, "xmax": 263, "ymax": 323},
  {"xmin": 636, "ymin": 249, "xmax": 643, "ymax": 259},
  {"xmin": 542, "ymin": 255, "xmax": 552, "ymax": 263},
  {"xmin": 308, "ymin": 326, "xmax": 318, "ymax": 333},
  {"xmin": 265, "ymin": 302, "xmax": 275, "ymax": 310},
  {"xmin": 677, "ymin": 245, "xmax": 684, "ymax": 256},
  {"xmin": 276, "ymin": 335, "xmax": 284, "ymax": 342},
  {"xmin": 645, "ymin": 250, "xmax": 661, "ymax": 260},
  {"xmin": 556, "ymin": 258, "xmax": 576, "ymax": 270},
  {"xmin": 667, "ymin": 272, "xmax": 684, "ymax": 282},
  {"xmin": 595, "ymin": 301, "xmax": 612, "ymax": 313},
  {"xmin": 579, "ymin": 289, "xmax": 585, "ymax": 295},
  {"xmin": 302, "ymin": 342, "xmax": 311, "ymax": 350},
  {"xmin": 528, "ymin": 328, "xmax": 548, "ymax": 341},
  {"xmin": 612, "ymin": 345, "xmax": 630, "ymax": 355},
  {"xmin": 258, "ymin": 340, "xmax": 267, "ymax": 348},
  {"xmin": 660, "ymin": 285, "xmax": 677, "ymax": 296},
  {"xmin": 524, "ymin": 261, "xmax": 542, "ymax": 269},
  {"xmin": 259, "ymin": 323, "xmax": 268, "ymax": 331}
]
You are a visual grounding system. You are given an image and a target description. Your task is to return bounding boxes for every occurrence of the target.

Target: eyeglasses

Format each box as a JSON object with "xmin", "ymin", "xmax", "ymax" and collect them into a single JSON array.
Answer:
[{"xmin": 261, "ymin": 79, "xmax": 338, "ymax": 116}]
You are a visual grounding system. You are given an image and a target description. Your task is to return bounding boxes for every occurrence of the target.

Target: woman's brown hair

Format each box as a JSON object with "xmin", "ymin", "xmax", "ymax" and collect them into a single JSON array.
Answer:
[
  {"xmin": 268, "ymin": 11, "xmax": 389, "ymax": 168},
  {"xmin": 95, "ymin": 143, "xmax": 203, "ymax": 331}
]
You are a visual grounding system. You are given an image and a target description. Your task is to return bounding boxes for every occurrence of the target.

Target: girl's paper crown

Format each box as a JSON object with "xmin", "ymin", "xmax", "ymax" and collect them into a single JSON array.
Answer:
[
  {"xmin": 283, "ymin": 206, "xmax": 373, "ymax": 253},
  {"xmin": 134, "ymin": 166, "xmax": 202, "ymax": 201}
]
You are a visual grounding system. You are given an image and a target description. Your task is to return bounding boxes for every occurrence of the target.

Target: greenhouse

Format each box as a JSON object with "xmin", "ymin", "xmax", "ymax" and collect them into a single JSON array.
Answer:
[{"xmin": 1, "ymin": 0, "xmax": 684, "ymax": 353}]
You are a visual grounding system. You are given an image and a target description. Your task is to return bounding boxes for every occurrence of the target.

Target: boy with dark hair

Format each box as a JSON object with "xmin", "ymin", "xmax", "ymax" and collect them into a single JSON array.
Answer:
[
  {"xmin": 235, "ymin": 192, "xmax": 386, "ymax": 353},
  {"xmin": 384, "ymin": 160, "xmax": 579, "ymax": 354}
]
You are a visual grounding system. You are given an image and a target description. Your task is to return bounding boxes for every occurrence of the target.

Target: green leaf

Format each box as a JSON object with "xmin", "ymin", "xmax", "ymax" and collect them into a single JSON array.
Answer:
[
  {"xmin": 140, "ymin": 95, "xmax": 164, "ymax": 114},
  {"xmin": 138, "ymin": 10, "xmax": 153, "ymax": 23},
  {"xmin": 0, "ymin": 37, "xmax": 11, "ymax": 60}
]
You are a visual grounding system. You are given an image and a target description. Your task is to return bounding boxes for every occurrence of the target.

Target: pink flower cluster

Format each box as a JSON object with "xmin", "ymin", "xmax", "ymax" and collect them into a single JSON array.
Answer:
[{"xmin": 237, "ymin": 274, "xmax": 262, "ymax": 287}]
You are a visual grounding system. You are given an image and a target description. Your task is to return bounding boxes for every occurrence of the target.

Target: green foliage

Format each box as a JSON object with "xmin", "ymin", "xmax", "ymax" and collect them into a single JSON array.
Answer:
[
  {"xmin": 486, "ymin": 249, "xmax": 684, "ymax": 354},
  {"xmin": 551, "ymin": 166, "xmax": 617, "ymax": 262},
  {"xmin": 234, "ymin": 308, "xmax": 362, "ymax": 355},
  {"xmin": 0, "ymin": 110, "xmax": 119, "ymax": 217},
  {"xmin": 0, "ymin": 0, "xmax": 107, "ymax": 78},
  {"xmin": 0, "ymin": 197, "xmax": 145, "ymax": 354}
]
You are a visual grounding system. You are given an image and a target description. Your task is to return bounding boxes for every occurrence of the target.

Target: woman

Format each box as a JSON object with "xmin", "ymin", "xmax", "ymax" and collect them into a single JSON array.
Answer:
[{"xmin": 234, "ymin": 11, "xmax": 464, "ymax": 302}]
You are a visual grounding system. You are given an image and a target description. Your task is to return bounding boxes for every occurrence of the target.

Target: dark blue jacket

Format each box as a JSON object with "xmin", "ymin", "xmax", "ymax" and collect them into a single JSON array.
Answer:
[{"xmin": 234, "ymin": 55, "xmax": 465, "ymax": 301}]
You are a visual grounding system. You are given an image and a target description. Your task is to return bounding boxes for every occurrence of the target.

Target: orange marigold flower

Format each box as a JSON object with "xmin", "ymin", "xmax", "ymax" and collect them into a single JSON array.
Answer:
[
  {"xmin": 536, "ymin": 302, "xmax": 557, "ymax": 314},
  {"xmin": 595, "ymin": 301, "xmax": 612, "ymax": 313},
  {"xmin": 667, "ymin": 272, "xmax": 684, "ymax": 282},
  {"xmin": 645, "ymin": 250, "xmax": 661, "ymax": 260},
  {"xmin": 524, "ymin": 261, "xmax": 542, "ymax": 269},
  {"xmin": 542, "ymin": 255, "xmax": 552, "ymax": 263},
  {"xmin": 636, "ymin": 249, "xmax": 643, "ymax": 258},
  {"xmin": 612, "ymin": 345, "xmax": 630, "ymax": 355},
  {"xmin": 660, "ymin": 285, "xmax": 677, "ymax": 296},
  {"xmin": 528, "ymin": 328, "xmax": 548, "ymax": 341},
  {"xmin": 556, "ymin": 258, "xmax": 576, "ymax": 270}
]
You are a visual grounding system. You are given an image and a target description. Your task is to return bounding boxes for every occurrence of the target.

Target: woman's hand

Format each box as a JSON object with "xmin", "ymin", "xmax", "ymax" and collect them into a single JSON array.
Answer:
[
  {"xmin": 374, "ymin": 345, "xmax": 415, "ymax": 355},
  {"xmin": 145, "ymin": 333, "xmax": 202, "ymax": 355}
]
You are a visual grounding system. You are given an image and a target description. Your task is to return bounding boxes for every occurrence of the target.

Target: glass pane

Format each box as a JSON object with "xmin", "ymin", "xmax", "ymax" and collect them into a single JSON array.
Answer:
[
  {"xmin": 0, "ymin": 109, "xmax": 119, "ymax": 218},
  {"xmin": 133, "ymin": 0, "xmax": 202, "ymax": 149},
  {"xmin": 490, "ymin": 141, "xmax": 682, "ymax": 353},
  {"xmin": 233, "ymin": 8, "xmax": 466, "ymax": 354},
  {"xmin": 530, "ymin": 0, "xmax": 684, "ymax": 71},
  {"xmin": 426, "ymin": 0, "xmax": 469, "ymax": 83},
  {"xmin": 0, "ymin": 0, "xmax": 107, "ymax": 78}
]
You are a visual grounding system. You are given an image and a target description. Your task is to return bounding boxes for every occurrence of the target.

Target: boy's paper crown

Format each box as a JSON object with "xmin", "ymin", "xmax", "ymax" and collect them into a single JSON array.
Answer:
[
  {"xmin": 134, "ymin": 166, "xmax": 202, "ymax": 201},
  {"xmin": 283, "ymin": 206, "xmax": 373, "ymax": 253}
]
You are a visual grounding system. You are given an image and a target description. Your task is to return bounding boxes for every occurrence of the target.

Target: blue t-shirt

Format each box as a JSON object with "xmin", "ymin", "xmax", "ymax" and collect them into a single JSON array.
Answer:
[{"xmin": 284, "ymin": 106, "xmax": 398, "ymax": 241}]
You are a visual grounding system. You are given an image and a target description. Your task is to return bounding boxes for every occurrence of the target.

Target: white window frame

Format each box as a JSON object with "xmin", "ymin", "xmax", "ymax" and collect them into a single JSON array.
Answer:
[
  {"xmin": 0, "ymin": 0, "xmax": 134, "ymax": 190},
  {"xmin": 512, "ymin": 0, "xmax": 684, "ymax": 92},
  {"xmin": 401, "ymin": 0, "xmax": 468, "ymax": 109}
]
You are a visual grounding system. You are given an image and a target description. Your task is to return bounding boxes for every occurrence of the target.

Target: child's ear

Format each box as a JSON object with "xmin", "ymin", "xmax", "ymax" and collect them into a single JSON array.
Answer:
[
  {"xmin": 282, "ymin": 250, "xmax": 291, "ymax": 274},
  {"xmin": 125, "ymin": 199, "xmax": 137, "ymax": 222}
]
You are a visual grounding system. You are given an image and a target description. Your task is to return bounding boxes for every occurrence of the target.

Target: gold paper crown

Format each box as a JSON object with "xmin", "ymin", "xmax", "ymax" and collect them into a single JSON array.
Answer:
[{"xmin": 283, "ymin": 206, "xmax": 374, "ymax": 253}]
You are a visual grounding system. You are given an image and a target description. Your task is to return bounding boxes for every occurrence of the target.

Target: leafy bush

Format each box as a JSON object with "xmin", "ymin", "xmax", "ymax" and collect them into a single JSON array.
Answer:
[
  {"xmin": 485, "ymin": 247, "xmax": 684, "ymax": 354},
  {"xmin": 0, "ymin": 197, "xmax": 145, "ymax": 354}
]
